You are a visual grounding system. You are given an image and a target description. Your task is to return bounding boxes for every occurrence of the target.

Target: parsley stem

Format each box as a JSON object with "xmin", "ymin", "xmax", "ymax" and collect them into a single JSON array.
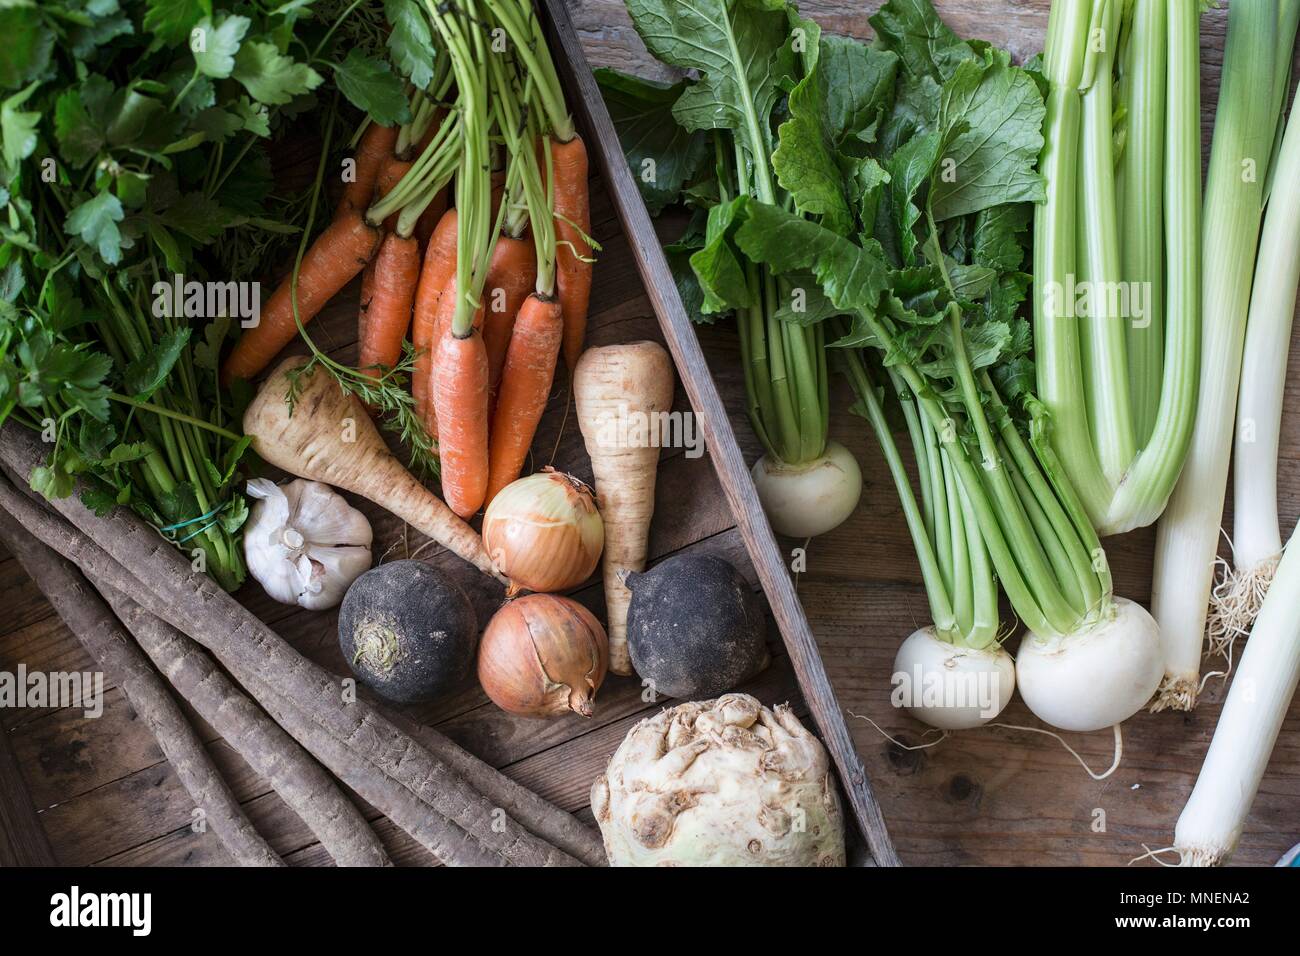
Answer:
[
  {"xmin": 312, "ymin": 0, "xmax": 369, "ymax": 61},
  {"xmin": 108, "ymin": 394, "xmax": 242, "ymax": 443},
  {"xmin": 207, "ymin": 134, "xmax": 259, "ymax": 200},
  {"xmin": 171, "ymin": 67, "xmax": 200, "ymax": 111}
]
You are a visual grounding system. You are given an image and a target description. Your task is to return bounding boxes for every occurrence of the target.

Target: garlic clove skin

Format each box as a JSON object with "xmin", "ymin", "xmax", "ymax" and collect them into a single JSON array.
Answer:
[
  {"xmin": 245, "ymin": 479, "xmax": 303, "ymax": 606},
  {"xmin": 245, "ymin": 478, "xmax": 373, "ymax": 610},
  {"xmin": 292, "ymin": 545, "xmax": 374, "ymax": 610},
  {"xmin": 289, "ymin": 479, "xmax": 374, "ymax": 549}
]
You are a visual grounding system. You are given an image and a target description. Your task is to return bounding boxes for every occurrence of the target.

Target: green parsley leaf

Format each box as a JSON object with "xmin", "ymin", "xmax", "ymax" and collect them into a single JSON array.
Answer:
[
  {"xmin": 233, "ymin": 41, "xmax": 323, "ymax": 106},
  {"xmin": 124, "ymin": 328, "xmax": 192, "ymax": 399},
  {"xmin": 144, "ymin": 0, "xmax": 207, "ymax": 46},
  {"xmin": 192, "ymin": 15, "xmax": 250, "ymax": 80},
  {"xmin": 384, "ymin": 0, "xmax": 435, "ymax": 91},
  {"xmin": 0, "ymin": 9, "xmax": 54, "ymax": 91},
  {"xmin": 332, "ymin": 50, "xmax": 411, "ymax": 126},
  {"xmin": 1, "ymin": 83, "xmax": 41, "ymax": 173},
  {"xmin": 65, "ymin": 190, "xmax": 125, "ymax": 264},
  {"xmin": 55, "ymin": 87, "xmax": 105, "ymax": 167}
]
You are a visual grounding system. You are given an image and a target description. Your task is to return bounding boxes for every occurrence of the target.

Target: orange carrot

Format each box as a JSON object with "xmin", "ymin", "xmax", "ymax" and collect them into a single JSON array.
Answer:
[
  {"xmin": 433, "ymin": 295, "xmax": 490, "ymax": 519},
  {"xmin": 482, "ymin": 234, "xmax": 537, "ymax": 397},
  {"xmin": 411, "ymin": 209, "xmax": 459, "ymax": 430},
  {"xmin": 358, "ymin": 233, "xmax": 420, "ymax": 375},
  {"xmin": 415, "ymin": 186, "xmax": 449, "ymax": 251},
  {"xmin": 550, "ymin": 136, "xmax": 593, "ymax": 372},
  {"xmin": 222, "ymin": 211, "xmax": 381, "ymax": 385},
  {"xmin": 373, "ymin": 156, "xmax": 412, "ymax": 232},
  {"xmin": 485, "ymin": 295, "xmax": 563, "ymax": 505},
  {"xmin": 357, "ymin": 256, "xmax": 377, "ymax": 355},
  {"xmin": 371, "ymin": 157, "xmax": 410, "ymax": 234},
  {"xmin": 424, "ymin": 268, "xmax": 488, "ymax": 436},
  {"xmin": 337, "ymin": 123, "xmax": 399, "ymax": 217}
]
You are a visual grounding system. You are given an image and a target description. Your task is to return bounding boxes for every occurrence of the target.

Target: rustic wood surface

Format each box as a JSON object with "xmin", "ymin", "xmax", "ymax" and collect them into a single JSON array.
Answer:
[{"xmin": 2, "ymin": 0, "xmax": 1299, "ymax": 867}]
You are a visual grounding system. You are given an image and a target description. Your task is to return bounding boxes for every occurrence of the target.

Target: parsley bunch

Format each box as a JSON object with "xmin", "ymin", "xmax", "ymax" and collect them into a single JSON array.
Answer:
[{"xmin": 0, "ymin": 0, "xmax": 434, "ymax": 590}]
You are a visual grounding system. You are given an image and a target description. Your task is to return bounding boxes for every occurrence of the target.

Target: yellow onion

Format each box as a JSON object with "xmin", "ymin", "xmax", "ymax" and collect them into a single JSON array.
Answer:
[
  {"xmin": 478, "ymin": 594, "xmax": 608, "ymax": 718},
  {"xmin": 483, "ymin": 469, "xmax": 603, "ymax": 594}
]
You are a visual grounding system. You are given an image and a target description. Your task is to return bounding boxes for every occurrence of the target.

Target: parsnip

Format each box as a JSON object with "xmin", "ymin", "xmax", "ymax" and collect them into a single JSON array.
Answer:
[
  {"xmin": 574, "ymin": 341, "xmax": 675, "ymax": 675},
  {"xmin": 244, "ymin": 358, "xmax": 502, "ymax": 582}
]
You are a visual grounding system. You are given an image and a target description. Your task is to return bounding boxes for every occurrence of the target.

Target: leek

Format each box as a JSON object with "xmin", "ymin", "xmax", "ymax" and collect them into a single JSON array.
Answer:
[
  {"xmin": 1181, "ymin": 80, "xmax": 1299, "ymax": 844},
  {"xmin": 1150, "ymin": 0, "xmax": 1299, "ymax": 711},
  {"xmin": 1210, "ymin": 83, "xmax": 1300, "ymax": 649},
  {"xmin": 1173, "ymin": 519, "xmax": 1300, "ymax": 865}
]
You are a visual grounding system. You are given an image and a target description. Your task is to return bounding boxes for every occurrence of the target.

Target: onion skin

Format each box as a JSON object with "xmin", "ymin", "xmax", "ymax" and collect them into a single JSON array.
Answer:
[
  {"xmin": 482, "ymin": 471, "xmax": 604, "ymax": 594},
  {"xmin": 478, "ymin": 594, "xmax": 609, "ymax": 718}
]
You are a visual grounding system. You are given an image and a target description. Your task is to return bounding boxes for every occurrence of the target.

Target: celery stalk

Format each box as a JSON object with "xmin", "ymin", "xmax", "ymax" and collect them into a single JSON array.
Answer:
[
  {"xmin": 1034, "ymin": 0, "xmax": 1204, "ymax": 536},
  {"xmin": 1077, "ymin": 0, "xmax": 1135, "ymax": 488},
  {"xmin": 1119, "ymin": 0, "xmax": 1167, "ymax": 445}
]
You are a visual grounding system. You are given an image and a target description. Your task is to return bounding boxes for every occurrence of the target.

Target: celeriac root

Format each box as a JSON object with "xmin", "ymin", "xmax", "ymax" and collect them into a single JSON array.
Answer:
[{"xmin": 0, "ymin": 508, "xmax": 283, "ymax": 867}]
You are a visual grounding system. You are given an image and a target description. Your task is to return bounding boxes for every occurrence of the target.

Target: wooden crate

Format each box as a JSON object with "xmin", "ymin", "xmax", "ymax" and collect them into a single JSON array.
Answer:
[{"xmin": 538, "ymin": 0, "xmax": 897, "ymax": 865}]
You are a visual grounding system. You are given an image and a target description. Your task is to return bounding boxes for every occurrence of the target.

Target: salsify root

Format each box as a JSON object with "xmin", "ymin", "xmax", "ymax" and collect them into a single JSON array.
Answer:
[
  {"xmin": 377, "ymin": 707, "xmax": 606, "ymax": 867},
  {"xmin": 0, "ymin": 507, "xmax": 283, "ymax": 867},
  {"xmin": 90, "ymin": 579, "xmax": 393, "ymax": 868}
]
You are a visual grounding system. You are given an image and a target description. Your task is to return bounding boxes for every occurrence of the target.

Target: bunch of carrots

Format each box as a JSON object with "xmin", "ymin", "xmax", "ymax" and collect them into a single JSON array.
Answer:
[{"xmin": 221, "ymin": 0, "xmax": 594, "ymax": 520}]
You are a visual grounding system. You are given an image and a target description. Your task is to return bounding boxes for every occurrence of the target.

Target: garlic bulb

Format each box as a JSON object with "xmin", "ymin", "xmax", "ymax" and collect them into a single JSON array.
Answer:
[
  {"xmin": 591, "ymin": 694, "xmax": 846, "ymax": 866},
  {"xmin": 244, "ymin": 478, "xmax": 373, "ymax": 609}
]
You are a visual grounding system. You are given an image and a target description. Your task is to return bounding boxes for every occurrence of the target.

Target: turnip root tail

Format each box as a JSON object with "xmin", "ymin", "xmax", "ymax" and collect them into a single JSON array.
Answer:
[
  {"xmin": 244, "ymin": 358, "xmax": 502, "ymax": 582},
  {"xmin": 574, "ymin": 341, "xmax": 675, "ymax": 675}
]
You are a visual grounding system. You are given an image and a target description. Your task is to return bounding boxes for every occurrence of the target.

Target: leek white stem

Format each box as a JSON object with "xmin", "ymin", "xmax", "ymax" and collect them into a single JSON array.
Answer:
[
  {"xmin": 1173, "ymin": 522, "xmax": 1300, "ymax": 866},
  {"xmin": 1150, "ymin": 0, "xmax": 1295, "ymax": 711},
  {"xmin": 1214, "ymin": 88, "xmax": 1300, "ymax": 640}
]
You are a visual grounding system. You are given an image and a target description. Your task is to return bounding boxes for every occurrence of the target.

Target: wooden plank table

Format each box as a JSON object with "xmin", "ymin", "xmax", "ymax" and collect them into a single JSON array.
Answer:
[{"xmin": 2, "ymin": 0, "xmax": 1299, "ymax": 867}]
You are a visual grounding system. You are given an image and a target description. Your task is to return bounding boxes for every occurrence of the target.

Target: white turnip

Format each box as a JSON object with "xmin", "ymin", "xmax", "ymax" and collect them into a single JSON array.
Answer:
[
  {"xmin": 892, "ymin": 628, "xmax": 1014, "ymax": 731},
  {"xmin": 1015, "ymin": 597, "xmax": 1163, "ymax": 733},
  {"xmin": 750, "ymin": 441, "xmax": 862, "ymax": 538}
]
